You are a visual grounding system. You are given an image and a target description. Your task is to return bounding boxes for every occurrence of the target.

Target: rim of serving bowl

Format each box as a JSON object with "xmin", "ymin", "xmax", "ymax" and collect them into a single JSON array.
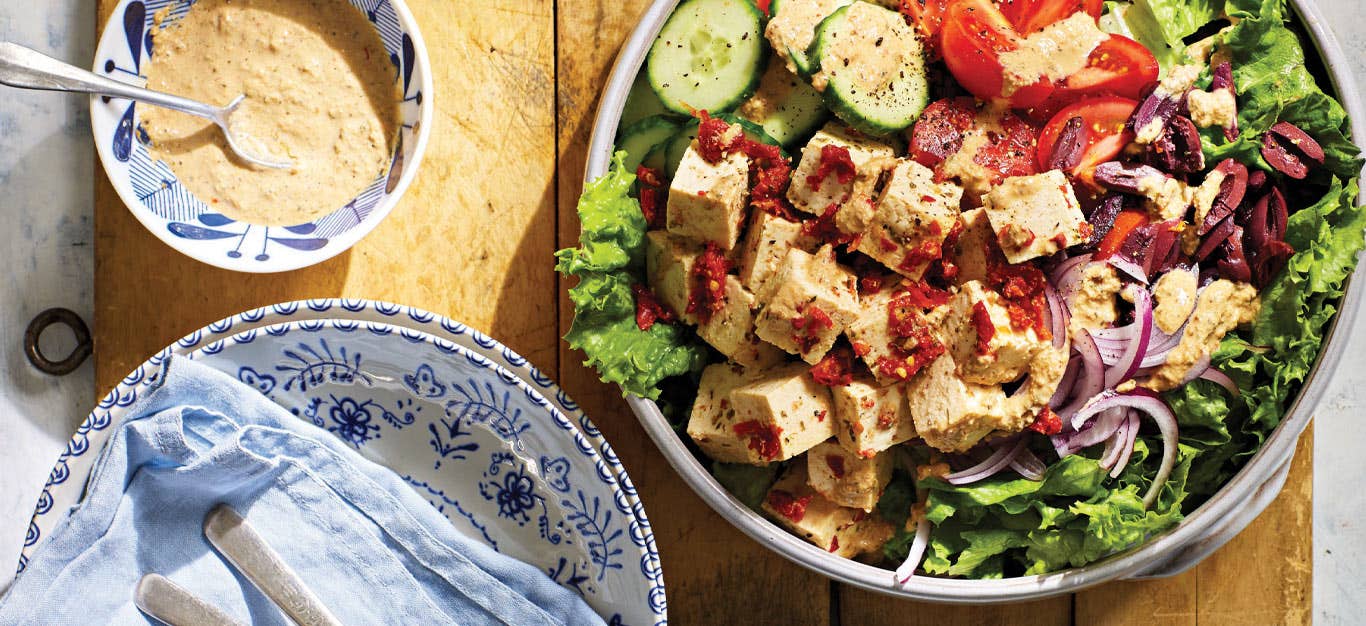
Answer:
[
  {"xmin": 89, "ymin": 0, "xmax": 435, "ymax": 273},
  {"xmin": 586, "ymin": 0, "xmax": 1365, "ymax": 603}
]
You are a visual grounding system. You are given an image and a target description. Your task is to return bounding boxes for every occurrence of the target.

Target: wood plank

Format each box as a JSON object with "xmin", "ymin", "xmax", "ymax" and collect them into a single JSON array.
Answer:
[
  {"xmin": 1075, "ymin": 428, "xmax": 1313, "ymax": 625},
  {"xmin": 1194, "ymin": 427, "xmax": 1313, "ymax": 626},
  {"xmin": 94, "ymin": 0, "xmax": 560, "ymax": 392},
  {"xmin": 553, "ymin": 2, "xmax": 831, "ymax": 623},
  {"xmin": 840, "ymin": 590, "xmax": 1073, "ymax": 626}
]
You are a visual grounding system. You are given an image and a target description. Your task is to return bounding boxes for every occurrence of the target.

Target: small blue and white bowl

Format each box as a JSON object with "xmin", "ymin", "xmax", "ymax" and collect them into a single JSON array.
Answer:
[{"xmin": 90, "ymin": 0, "xmax": 433, "ymax": 273}]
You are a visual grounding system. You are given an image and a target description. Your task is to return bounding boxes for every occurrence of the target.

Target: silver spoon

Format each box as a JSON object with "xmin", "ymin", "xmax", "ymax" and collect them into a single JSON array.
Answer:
[{"xmin": 0, "ymin": 41, "xmax": 292, "ymax": 170}]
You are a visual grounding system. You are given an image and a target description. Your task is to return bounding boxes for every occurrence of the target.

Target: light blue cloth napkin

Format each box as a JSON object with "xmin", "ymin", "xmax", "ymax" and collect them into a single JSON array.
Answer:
[{"xmin": 0, "ymin": 357, "xmax": 606, "ymax": 626}]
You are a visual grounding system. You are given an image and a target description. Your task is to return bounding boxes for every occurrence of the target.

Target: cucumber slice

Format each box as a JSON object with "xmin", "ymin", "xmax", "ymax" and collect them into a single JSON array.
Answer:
[
  {"xmin": 765, "ymin": 0, "xmax": 854, "ymax": 77},
  {"xmin": 737, "ymin": 62, "xmax": 829, "ymax": 147},
  {"xmin": 642, "ymin": 143, "xmax": 669, "ymax": 173},
  {"xmin": 647, "ymin": 0, "xmax": 766, "ymax": 114},
  {"xmin": 665, "ymin": 123, "xmax": 700, "ymax": 177},
  {"xmin": 808, "ymin": 3, "xmax": 930, "ymax": 135},
  {"xmin": 617, "ymin": 116, "xmax": 684, "ymax": 173},
  {"xmin": 621, "ymin": 73, "xmax": 676, "ymax": 128}
]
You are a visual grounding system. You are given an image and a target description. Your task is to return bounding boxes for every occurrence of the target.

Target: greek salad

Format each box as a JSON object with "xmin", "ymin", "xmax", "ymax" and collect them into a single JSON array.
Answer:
[{"xmin": 557, "ymin": 0, "xmax": 1363, "ymax": 580}]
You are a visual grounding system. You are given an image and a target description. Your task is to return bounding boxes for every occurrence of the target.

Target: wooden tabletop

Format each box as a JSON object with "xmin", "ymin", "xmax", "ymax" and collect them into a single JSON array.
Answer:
[{"xmin": 93, "ymin": 1, "xmax": 1312, "ymax": 623}]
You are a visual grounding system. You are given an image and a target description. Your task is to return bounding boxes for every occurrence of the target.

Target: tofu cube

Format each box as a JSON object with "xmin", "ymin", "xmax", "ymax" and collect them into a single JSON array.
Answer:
[
  {"xmin": 806, "ymin": 441, "xmax": 895, "ymax": 512},
  {"xmin": 951, "ymin": 208, "xmax": 995, "ymax": 285},
  {"xmin": 940, "ymin": 280, "xmax": 1048, "ymax": 385},
  {"xmin": 786, "ymin": 123, "xmax": 896, "ymax": 216},
  {"xmin": 737, "ymin": 211, "xmax": 819, "ymax": 293},
  {"xmin": 845, "ymin": 285, "xmax": 900, "ymax": 384},
  {"xmin": 686, "ymin": 363, "xmax": 768, "ymax": 464},
  {"xmin": 906, "ymin": 352, "xmax": 1011, "ymax": 453},
  {"xmin": 754, "ymin": 246, "xmax": 861, "ymax": 363},
  {"xmin": 727, "ymin": 362, "xmax": 836, "ymax": 462},
  {"xmin": 831, "ymin": 375, "xmax": 916, "ymax": 457},
  {"xmin": 645, "ymin": 230, "xmax": 700, "ymax": 324},
  {"xmin": 762, "ymin": 464, "xmax": 896, "ymax": 558},
  {"xmin": 667, "ymin": 144, "xmax": 750, "ymax": 249},
  {"xmin": 697, "ymin": 276, "xmax": 787, "ymax": 369},
  {"xmin": 856, "ymin": 160, "xmax": 964, "ymax": 279},
  {"xmin": 982, "ymin": 170, "xmax": 1088, "ymax": 264}
]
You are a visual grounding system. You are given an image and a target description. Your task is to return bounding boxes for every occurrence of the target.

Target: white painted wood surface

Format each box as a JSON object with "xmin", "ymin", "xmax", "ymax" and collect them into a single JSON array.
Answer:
[{"xmin": 0, "ymin": 0, "xmax": 1359, "ymax": 620}]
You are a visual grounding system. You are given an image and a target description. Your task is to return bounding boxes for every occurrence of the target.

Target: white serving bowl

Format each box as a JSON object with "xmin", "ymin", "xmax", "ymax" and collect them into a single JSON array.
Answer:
[
  {"xmin": 586, "ymin": 0, "xmax": 1365, "ymax": 603},
  {"xmin": 90, "ymin": 0, "xmax": 433, "ymax": 273}
]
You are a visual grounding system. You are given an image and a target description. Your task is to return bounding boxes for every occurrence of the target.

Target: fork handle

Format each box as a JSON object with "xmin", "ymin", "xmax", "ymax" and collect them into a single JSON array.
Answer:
[{"xmin": 0, "ymin": 41, "xmax": 220, "ymax": 121}]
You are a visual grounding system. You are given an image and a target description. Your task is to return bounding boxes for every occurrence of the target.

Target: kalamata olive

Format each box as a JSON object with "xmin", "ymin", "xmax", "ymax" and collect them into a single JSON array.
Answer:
[
  {"xmin": 1199, "ymin": 159, "xmax": 1250, "ymax": 235},
  {"xmin": 1210, "ymin": 62, "xmax": 1240, "ymax": 141},
  {"xmin": 1093, "ymin": 161, "xmax": 1167, "ymax": 195},
  {"xmin": 1261, "ymin": 121, "xmax": 1325, "ymax": 179},
  {"xmin": 1047, "ymin": 116, "xmax": 1087, "ymax": 172}
]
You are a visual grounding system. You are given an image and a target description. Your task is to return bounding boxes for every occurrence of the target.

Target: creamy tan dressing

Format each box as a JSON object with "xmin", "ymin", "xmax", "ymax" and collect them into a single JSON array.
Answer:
[
  {"xmin": 141, "ymin": 0, "xmax": 399, "ymax": 226},
  {"xmin": 809, "ymin": 2, "xmax": 919, "ymax": 94},
  {"xmin": 765, "ymin": 0, "xmax": 851, "ymax": 76},
  {"xmin": 1145, "ymin": 279, "xmax": 1260, "ymax": 391},
  {"xmin": 938, "ymin": 103, "xmax": 1013, "ymax": 199},
  {"xmin": 998, "ymin": 12, "xmax": 1106, "ymax": 96}
]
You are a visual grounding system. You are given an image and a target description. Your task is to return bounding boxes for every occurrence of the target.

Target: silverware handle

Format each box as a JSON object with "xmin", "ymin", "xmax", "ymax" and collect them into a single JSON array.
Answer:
[
  {"xmin": 0, "ymin": 41, "xmax": 219, "ymax": 121},
  {"xmin": 204, "ymin": 504, "xmax": 344, "ymax": 626},
  {"xmin": 135, "ymin": 574, "xmax": 247, "ymax": 626}
]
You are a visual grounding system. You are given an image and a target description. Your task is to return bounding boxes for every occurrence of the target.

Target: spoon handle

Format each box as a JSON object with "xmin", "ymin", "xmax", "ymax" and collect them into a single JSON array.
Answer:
[{"xmin": 0, "ymin": 41, "xmax": 220, "ymax": 121}]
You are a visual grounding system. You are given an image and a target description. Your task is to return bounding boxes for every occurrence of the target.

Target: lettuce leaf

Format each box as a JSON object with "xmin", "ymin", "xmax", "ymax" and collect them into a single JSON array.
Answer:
[
  {"xmin": 556, "ymin": 153, "xmax": 707, "ymax": 399},
  {"xmin": 1101, "ymin": 0, "xmax": 1224, "ymax": 74},
  {"xmin": 901, "ymin": 448, "xmax": 1194, "ymax": 578},
  {"xmin": 1201, "ymin": 0, "xmax": 1363, "ymax": 180}
]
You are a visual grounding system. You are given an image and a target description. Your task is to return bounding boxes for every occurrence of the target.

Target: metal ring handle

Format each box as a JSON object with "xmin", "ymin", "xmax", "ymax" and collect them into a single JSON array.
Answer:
[{"xmin": 24, "ymin": 307, "xmax": 92, "ymax": 376}]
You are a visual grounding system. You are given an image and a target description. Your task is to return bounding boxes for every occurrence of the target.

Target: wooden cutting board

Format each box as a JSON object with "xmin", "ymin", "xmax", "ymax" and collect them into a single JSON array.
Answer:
[{"xmin": 93, "ymin": 1, "xmax": 1312, "ymax": 623}]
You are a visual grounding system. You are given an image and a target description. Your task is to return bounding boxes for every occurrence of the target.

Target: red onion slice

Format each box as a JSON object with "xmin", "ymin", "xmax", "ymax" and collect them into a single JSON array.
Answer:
[
  {"xmin": 1064, "ymin": 388, "xmax": 1179, "ymax": 508},
  {"xmin": 894, "ymin": 516, "xmax": 933, "ymax": 586},
  {"xmin": 1052, "ymin": 254, "xmax": 1094, "ymax": 302},
  {"xmin": 1104, "ymin": 285, "xmax": 1153, "ymax": 388},
  {"xmin": 1110, "ymin": 412, "xmax": 1142, "ymax": 478},
  {"xmin": 1059, "ymin": 405, "xmax": 1127, "ymax": 455},
  {"xmin": 1178, "ymin": 354, "xmax": 1213, "ymax": 385},
  {"xmin": 1057, "ymin": 331, "xmax": 1105, "ymax": 424},
  {"xmin": 1045, "ymin": 284, "xmax": 1068, "ymax": 349},
  {"xmin": 1199, "ymin": 367, "xmax": 1241, "ymax": 396},
  {"xmin": 945, "ymin": 437, "xmax": 1026, "ymax": 485},
  {"xmin": 1050, "ymin": 357, "xmax": 1082, "ymax": 408},
  {"xmin": 1107, "ymin": 256, "xmax": 1149, "ymax": 284},
  {"xmin": 1099, "ymin": 415, "xmax": 1129, "ymax": 470},
  {"xmin": 1010, "ymin": 446, "xmax": 1047, "ymax": 482}
]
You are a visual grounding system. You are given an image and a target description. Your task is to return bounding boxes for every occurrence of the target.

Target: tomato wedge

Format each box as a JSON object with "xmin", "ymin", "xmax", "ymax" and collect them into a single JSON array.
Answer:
[
  {"xmin": 899, "ymin": 0, "xmax": 951, "ymax": 56},
  {"xmin": 1036, "ymin": 96, "xmax": 1137, "ymax": 184},
  {"xmin": 998, "ymin": 0, "xmax": 1103, "ymax": 34},
  {"xmin": 1028, "ymin": 35, "xmax": 1159, "ymax": 120},
  {"xmin": 940, "ymin": 0, "xmax": 1056, "ymax": 109},
  {"xmin": 1096, "ymin": 209, "xmax": 1148, "ymax": 259},
  {"xmin": 908, "ymin": 97, "xmax": 977, "ymax": 169}
]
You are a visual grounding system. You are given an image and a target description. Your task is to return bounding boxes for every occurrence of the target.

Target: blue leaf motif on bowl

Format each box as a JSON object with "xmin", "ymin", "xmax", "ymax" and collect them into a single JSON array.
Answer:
[
  {"xmin": 446, "ymin": 378, "xmax": 529, "ymax": 450},
  {"xmin": 427, "ymin": 412, "xmax": 479, "ymax": 470},
  {"xmin": 276, "ymin": 338, "xmax": 372, "ymax": 391},
  {"xmin": 562, "ymin": 490, "xmax": 625, "ymax": 582},
  {"xmin": 403, "ymin": 363, "xmax": 446, "ymax": 398}
]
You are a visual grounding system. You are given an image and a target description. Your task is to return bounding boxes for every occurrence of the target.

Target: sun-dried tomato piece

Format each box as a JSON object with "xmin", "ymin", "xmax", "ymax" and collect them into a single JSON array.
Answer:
[
  {"xmin": 1027, "ymin": 406, "xmax": 1062, "ymax": 435},
  {"xmin": 801, "ymin": 202, "xmax": 856, "ymax": 247},
  {"xmin": 765, "ymin": 489, "xmax": 811, "ymax": 522},
  {"xmin": 635, "ymin": 165, "xmax": 666, "ymax": 229},
  {"xmin": 735, "ymin": 420, "xmax": 784, "ymax": 461},
  {"xmin": 810, "ymin": 348, "xmax": 854, "ymax": 386},
  {"xmin": 631, "ymin": 283, "xmax": 675, "ymax": 331},
  {"xmin": 971, "ymin": 301, "xmax": 995, "ymax": 355},
  {"xmin": 685, "ymin": 242, "xmax": 731, "ymax": 323},
  {"xmin": 791, "ymin": 303, "xmax": 835, "ymax": 354},
  {"xmin": 696, "ymin": 111, "xmax": 744, "ymax": 163},
  {"xmin": 808, "ymin": 144, "xmax": 857, "ymax": 191}
]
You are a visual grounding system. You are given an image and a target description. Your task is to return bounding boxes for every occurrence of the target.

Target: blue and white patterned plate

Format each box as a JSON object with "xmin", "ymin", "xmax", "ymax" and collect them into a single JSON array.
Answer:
[
  {"xmin": 22, "ymin": 311, "xmax": 665, "ymax": 624},
  {"xmin": 90, "ymin": 0, "xmax": 433, "ymax": 272}
]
